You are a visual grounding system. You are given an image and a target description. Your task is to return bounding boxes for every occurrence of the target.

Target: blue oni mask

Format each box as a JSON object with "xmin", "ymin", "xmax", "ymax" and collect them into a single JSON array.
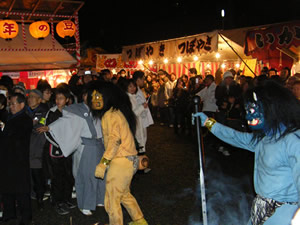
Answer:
[{"xmin": 245, "ymin": 93, "xmax": 265, "ymax": 130}]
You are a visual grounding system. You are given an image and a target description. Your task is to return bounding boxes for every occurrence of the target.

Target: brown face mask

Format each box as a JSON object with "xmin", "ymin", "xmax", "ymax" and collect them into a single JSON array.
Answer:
[{"xmin": 91, "ymin": 90, "xmax": 103, "ymax": 110}]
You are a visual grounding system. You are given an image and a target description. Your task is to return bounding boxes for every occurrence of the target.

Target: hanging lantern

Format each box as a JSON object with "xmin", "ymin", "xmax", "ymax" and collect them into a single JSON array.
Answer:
[
  {"xmin": 29, "ymin": 21, "xmax": 50, "ymax": 40},
  {"xmin": 0, "ymin": 19, "xmax": 19, "ymax": 40},
  {"xmin": 56, "ymin": 20, "xmax": 76, "ymax": 38}
]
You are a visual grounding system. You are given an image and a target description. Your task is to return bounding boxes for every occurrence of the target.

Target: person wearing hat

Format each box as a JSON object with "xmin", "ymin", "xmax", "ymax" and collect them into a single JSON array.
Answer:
[
  {"xmin": 215, "ymin": 70, "xmax": 242, "ymax": 156},
  {"xmin": 26, "ymin": 89, "xmax": 49, "ymax": 210},
  {"xmin": 13, "ymin": 82, "xmax": 26, "ymax": 96},
  {"xmin": 215, "ymin": 70, "xmax": 242, "ymax": 112}
]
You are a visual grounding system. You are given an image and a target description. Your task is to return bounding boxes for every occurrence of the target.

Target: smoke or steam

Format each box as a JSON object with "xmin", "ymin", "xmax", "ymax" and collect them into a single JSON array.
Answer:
[{"xmin": 189, "ymin": 157, "xmax": 254, "ymax": 225}]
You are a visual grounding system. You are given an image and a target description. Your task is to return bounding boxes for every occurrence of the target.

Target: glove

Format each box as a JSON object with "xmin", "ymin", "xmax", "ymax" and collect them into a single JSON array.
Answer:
[
  {"xmin": 95, "ymin": 162, "xmax": 107, "ymax": 179},
  {"xmin": 95, "ymin": 157, "xmax": 111, "ymax": 179},
  {"xmin": 192, "ymin": 112, "xmax": 208, "ymax": 127}
]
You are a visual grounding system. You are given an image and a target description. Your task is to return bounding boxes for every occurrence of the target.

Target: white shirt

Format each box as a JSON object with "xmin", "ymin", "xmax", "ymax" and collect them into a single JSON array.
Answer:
[{"xmin": 196, "ymin": 82, "xmax": 218, "ymax": 112}]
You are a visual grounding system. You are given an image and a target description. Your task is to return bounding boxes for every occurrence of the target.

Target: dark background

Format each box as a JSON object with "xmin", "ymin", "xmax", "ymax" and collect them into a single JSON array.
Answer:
[{"xmin": 78, "ymin": 0, "xmax": 300, "ymax": 53}]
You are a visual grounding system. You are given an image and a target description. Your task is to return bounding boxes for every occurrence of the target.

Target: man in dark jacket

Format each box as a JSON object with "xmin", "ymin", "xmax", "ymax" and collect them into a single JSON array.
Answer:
[
  {"xmin": 0, "ymin": 93, "xmax": 33, "ymax": 225},
  {"xmin": 215, "ymin": 70, "xmax": 242, "ymax": 116},
  {"xmin": 26, "ymin": 89, "xmax": 48, "ymax": 209}
]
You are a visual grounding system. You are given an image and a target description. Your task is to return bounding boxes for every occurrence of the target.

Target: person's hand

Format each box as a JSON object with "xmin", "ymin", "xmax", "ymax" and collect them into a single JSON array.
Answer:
[
  {"xmin": 0, "ymin": 121, "xmax": 5, "ymax": 130},
  {"xmin": 95, "ymin": 163, "xmax": 107, "ymax": 179},
  {"xmin": 143, "ymin": 103, "xmax": 148, "ymax": 108},
  {"xmin": 36, "ymin": 126, "xmax": 49, "ymax": 133},
  {"xmin": 192, "ymin": 112, "xmax": 208, "ymax": 126}
]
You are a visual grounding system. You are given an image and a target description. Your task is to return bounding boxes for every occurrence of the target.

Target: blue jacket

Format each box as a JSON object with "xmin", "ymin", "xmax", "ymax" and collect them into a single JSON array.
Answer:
[{"xmin": 211, "ymin": 122, "xmax": 300, "ymax": 225}]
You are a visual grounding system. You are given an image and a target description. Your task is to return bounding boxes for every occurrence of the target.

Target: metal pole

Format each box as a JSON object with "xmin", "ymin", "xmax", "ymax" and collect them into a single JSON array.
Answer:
[
  {"xmin": 218, "ymin": 32, "xmax": 256, "ymax": 77},
  {"xmin": 193, "ymin": 96, "xmax": 208, "ymax": 225}
]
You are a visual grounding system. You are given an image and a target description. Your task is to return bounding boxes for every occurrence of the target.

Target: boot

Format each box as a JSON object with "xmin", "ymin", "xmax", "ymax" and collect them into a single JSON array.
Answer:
[{"xmin": 128, "ymin": 218, "xmax": 148, "ymax": 225}]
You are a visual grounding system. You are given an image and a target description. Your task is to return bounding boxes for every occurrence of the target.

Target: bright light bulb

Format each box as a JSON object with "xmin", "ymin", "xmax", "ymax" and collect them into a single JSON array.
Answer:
[
  {"xmin": 221, "ymin": 63, "xmax": 226, "ymax": 68},
  {"xmin": 216, "ymin": 53, "xmax": 220, "ymax": 59},
  {"xmin": 206, "ymin": 64, "xmax": 211, "ymax": 68},
  {"xmin": 164, "ymin": 58, "xmax": 168, "ymax": 64},
  {"xmin": 177, "ymin": 57, "xmax": 182, "ymax": 63},
  {"xmin": 235, "ymin": 63, "xmax": 240, "ymax": 68},
  {"xmin": 138, "ymin": 60, "xmax": 143, "ymax": 65},
  {"xmin": 193, "ymin": 56, "xmax": 199, "ymax": 61},
  {"xmin": 221, "ymin": 9, "xmax": 225, "ymax": 18},
  {"xmin": 149, "ymin": 60, "xmax": 154, "ymax": 65}
]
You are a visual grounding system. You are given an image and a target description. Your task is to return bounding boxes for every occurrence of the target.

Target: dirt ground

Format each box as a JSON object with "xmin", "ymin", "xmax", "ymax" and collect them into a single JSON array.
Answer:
[{"xmin": 2, "ymin": 122, "xmax": 255, "ymax": 225}]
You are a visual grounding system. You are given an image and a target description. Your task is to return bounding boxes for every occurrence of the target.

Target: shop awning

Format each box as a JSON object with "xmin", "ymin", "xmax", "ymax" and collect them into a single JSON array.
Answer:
[{"xmin": 0, "ymin": 24, "xmax": 77, "ymax": 71}]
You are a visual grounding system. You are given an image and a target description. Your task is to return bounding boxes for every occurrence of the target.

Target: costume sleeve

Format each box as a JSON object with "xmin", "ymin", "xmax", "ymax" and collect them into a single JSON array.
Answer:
[
  {"xmin": 286, "ymin": 134, "xmax": 300, "ymax": 206},
  {"xmin": 48, "ymin": 111, "xmax": 84, "ymax": 157},
  {"xmin": 130, "ymin": 97, "xmax": 145, "ymax": 117},
  {"xmin": 101, "ymin": 110, "xmax": 121, "ymax": 160},
  {"xmin": 211, "ymin": 122, "xmax": 255, "ymax": 152}
]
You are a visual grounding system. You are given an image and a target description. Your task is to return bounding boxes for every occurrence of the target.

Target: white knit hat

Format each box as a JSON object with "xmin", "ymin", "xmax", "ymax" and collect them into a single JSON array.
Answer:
[{"xmin": 223, "ymin": 71, "xmax": 233, "ymax": 80}]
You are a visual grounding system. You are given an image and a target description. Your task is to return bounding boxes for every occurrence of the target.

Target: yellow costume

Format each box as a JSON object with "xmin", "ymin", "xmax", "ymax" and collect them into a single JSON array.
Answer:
[{"xmin": 95, "ymin": 108, "xmax": 147, "ymax": 225}]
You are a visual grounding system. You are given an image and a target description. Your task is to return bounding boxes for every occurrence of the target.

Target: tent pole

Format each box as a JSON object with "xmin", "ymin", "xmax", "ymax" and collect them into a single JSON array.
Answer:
[{"xmin": 218, "ymin": 32, "xmax": 256, "ymax": 77}]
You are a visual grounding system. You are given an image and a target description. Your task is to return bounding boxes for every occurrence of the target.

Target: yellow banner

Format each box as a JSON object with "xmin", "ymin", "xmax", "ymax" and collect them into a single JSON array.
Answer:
[{"xmin": 240, "ymin": 59, "xmax": 257, "ymax": 77}]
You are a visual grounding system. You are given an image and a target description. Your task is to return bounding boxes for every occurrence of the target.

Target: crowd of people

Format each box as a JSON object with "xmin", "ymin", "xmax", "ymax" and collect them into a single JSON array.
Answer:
[{"xmin": 0, "ymin": 65, "xmax": 300, "ymax": 225}]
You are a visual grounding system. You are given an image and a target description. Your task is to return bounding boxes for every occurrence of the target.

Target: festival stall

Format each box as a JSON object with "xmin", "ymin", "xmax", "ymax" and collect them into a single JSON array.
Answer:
[
  {"xmin": 120, "ymin": 30, "xmax": 253, "ymax": 78},
  {"xmin": 0, "ymin": 0, "xmax": 84, "ymax": 88},
  {"xmin": 96, "ymin": 53, "xmax": 157, "ymax": 74},
  {"xmin": 244, "ymin": 21, "xmax": 300, "ymax": 73},
  {"xmin": 120, "ymin": 22, "xmax": 300, "ymax": 78}
]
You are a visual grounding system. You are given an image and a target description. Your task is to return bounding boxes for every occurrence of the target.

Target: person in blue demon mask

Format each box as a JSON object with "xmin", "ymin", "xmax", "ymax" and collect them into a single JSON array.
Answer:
[{"xmin": 193, "ymin": 80, "xmax": 300, "ymax": 225}]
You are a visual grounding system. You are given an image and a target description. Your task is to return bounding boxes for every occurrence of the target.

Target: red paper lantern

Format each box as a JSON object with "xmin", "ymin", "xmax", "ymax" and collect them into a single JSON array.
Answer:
[
  {"xmin": 0, "ymin": 19, "xmax": 19, "ymax": 40},
  {"xmin": 56, "ymin": 20, "xmax": 76, "ymax": 38},
  {"xmin": 29, "ymin": 21, "xmax": 50, "ymax": 39}
]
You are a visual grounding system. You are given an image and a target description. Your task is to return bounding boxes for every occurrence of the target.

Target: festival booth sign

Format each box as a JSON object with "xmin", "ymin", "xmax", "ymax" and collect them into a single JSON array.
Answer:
[
  {"xmin": 122, "ymin": 30, "xmax": 253, "ymax": 77},
  {"xmin": 122, "ymin": 31, "xmax": 218, "ymax": 62},
  {"xmin": 96, "ymin": 54, "xmax": 157, "ymax": 73},
  {"xmin": 0, "ymin": 69, "xmax": 72, "ymax": 89},
  {"xmin": 244, "ymin": 21, "xmax": 300, "ymax": 71},
  {"xmin": 0, "ymin": 1, "xmax": 84, "ymax": 88}
]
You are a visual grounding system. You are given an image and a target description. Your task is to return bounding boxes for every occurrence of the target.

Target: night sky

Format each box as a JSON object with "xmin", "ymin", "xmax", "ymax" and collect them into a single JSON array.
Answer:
[{"xmin": 78, "ymin": 0, "xmax": 300, "ymax": 53}]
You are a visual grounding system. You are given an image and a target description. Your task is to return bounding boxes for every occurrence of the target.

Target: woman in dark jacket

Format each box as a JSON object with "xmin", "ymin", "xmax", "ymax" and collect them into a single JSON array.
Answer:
[
  {"xmin": 0, "ymin": 93, "xmax": 33, "ymax": 225},
  {"xmin": 169, "ymin": 78, "xmax": 190, "ymax": 133}
]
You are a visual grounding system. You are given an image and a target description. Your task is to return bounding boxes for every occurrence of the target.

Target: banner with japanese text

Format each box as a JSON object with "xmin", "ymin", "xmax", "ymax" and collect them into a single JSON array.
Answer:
[
  {"xmin": 244, "ymin": 22, "xmax": 300, "ymax": 69},
  {"xmin": 122, "ymin": 31, "xmax": 218, "ymax": 61},
  {"xmin": 96, "ymin": 54, "xmax": 157, "ymax": 72},
  {"xmin": 0, "ymin": 69, "xmax": 71, "ymax": 89}
]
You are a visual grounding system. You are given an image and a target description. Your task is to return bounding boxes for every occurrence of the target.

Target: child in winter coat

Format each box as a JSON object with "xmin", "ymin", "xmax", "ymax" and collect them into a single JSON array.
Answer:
[{"xmin": 37, "ymin": 87, "xmax": 75, "ymax": 215}]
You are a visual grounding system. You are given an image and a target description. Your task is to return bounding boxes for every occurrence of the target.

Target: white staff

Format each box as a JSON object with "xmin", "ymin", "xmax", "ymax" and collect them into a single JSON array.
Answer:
[{"xmin": 192, "ymin": 96, "xmax": 208, "ymax": 225}]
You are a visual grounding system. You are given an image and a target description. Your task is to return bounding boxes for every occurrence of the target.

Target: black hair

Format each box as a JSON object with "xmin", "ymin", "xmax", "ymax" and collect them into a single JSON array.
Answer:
[
  {"xmin": 87, "ymin": 81, "xmax": 136, "ymax": 136},
  {"xmin": 125, "ymin": 79, "xmax": 138, "ymax": 94},
  {"xmin": 0, "ymin": 75, "xmax": 13, "ymax": 90},
  {"xmin": 244, "ymin": 80, "xmax": 300, "ymax": 143},
  {"xmin": 189, "ymin": 68, "xmax": 197, "ymax": 75},
  {"xmin": 205, "ymin": 74, "xmax": 214, "ymax": 81},
  {"xmin": 116, "ymin": 76, "xmax": 127, "ymax": 91},
  {"xmin": 37, "ymin": 79, "xmax": 52, "ymax": 92},
  {"xmin": 133, "ymin": 70, "xmax": 144, "ymax": 81},
  {"xmin": 99, "ymin": 69, "xmax": 111, "ymax": 78},
  {"xmin": 10, "ymin": 92, "xmax": 26, "ymax": 104},
  {"xmin": 0, "ymin": 94, "xmax": 7, "ymax": 108},
  {"xmin": 54, "ymin": 87, "xmax": 71, "ymax": 99}
]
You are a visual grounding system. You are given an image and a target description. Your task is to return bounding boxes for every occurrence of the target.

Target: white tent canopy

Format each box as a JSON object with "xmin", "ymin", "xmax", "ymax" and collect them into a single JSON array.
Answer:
[
  {"xmin": 121, "ymin": 29, "xmax": 253, "ymax": 64},
  {"xmin": 0, "ymin": 24, "xmax": 77, "ymax": 71}
]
